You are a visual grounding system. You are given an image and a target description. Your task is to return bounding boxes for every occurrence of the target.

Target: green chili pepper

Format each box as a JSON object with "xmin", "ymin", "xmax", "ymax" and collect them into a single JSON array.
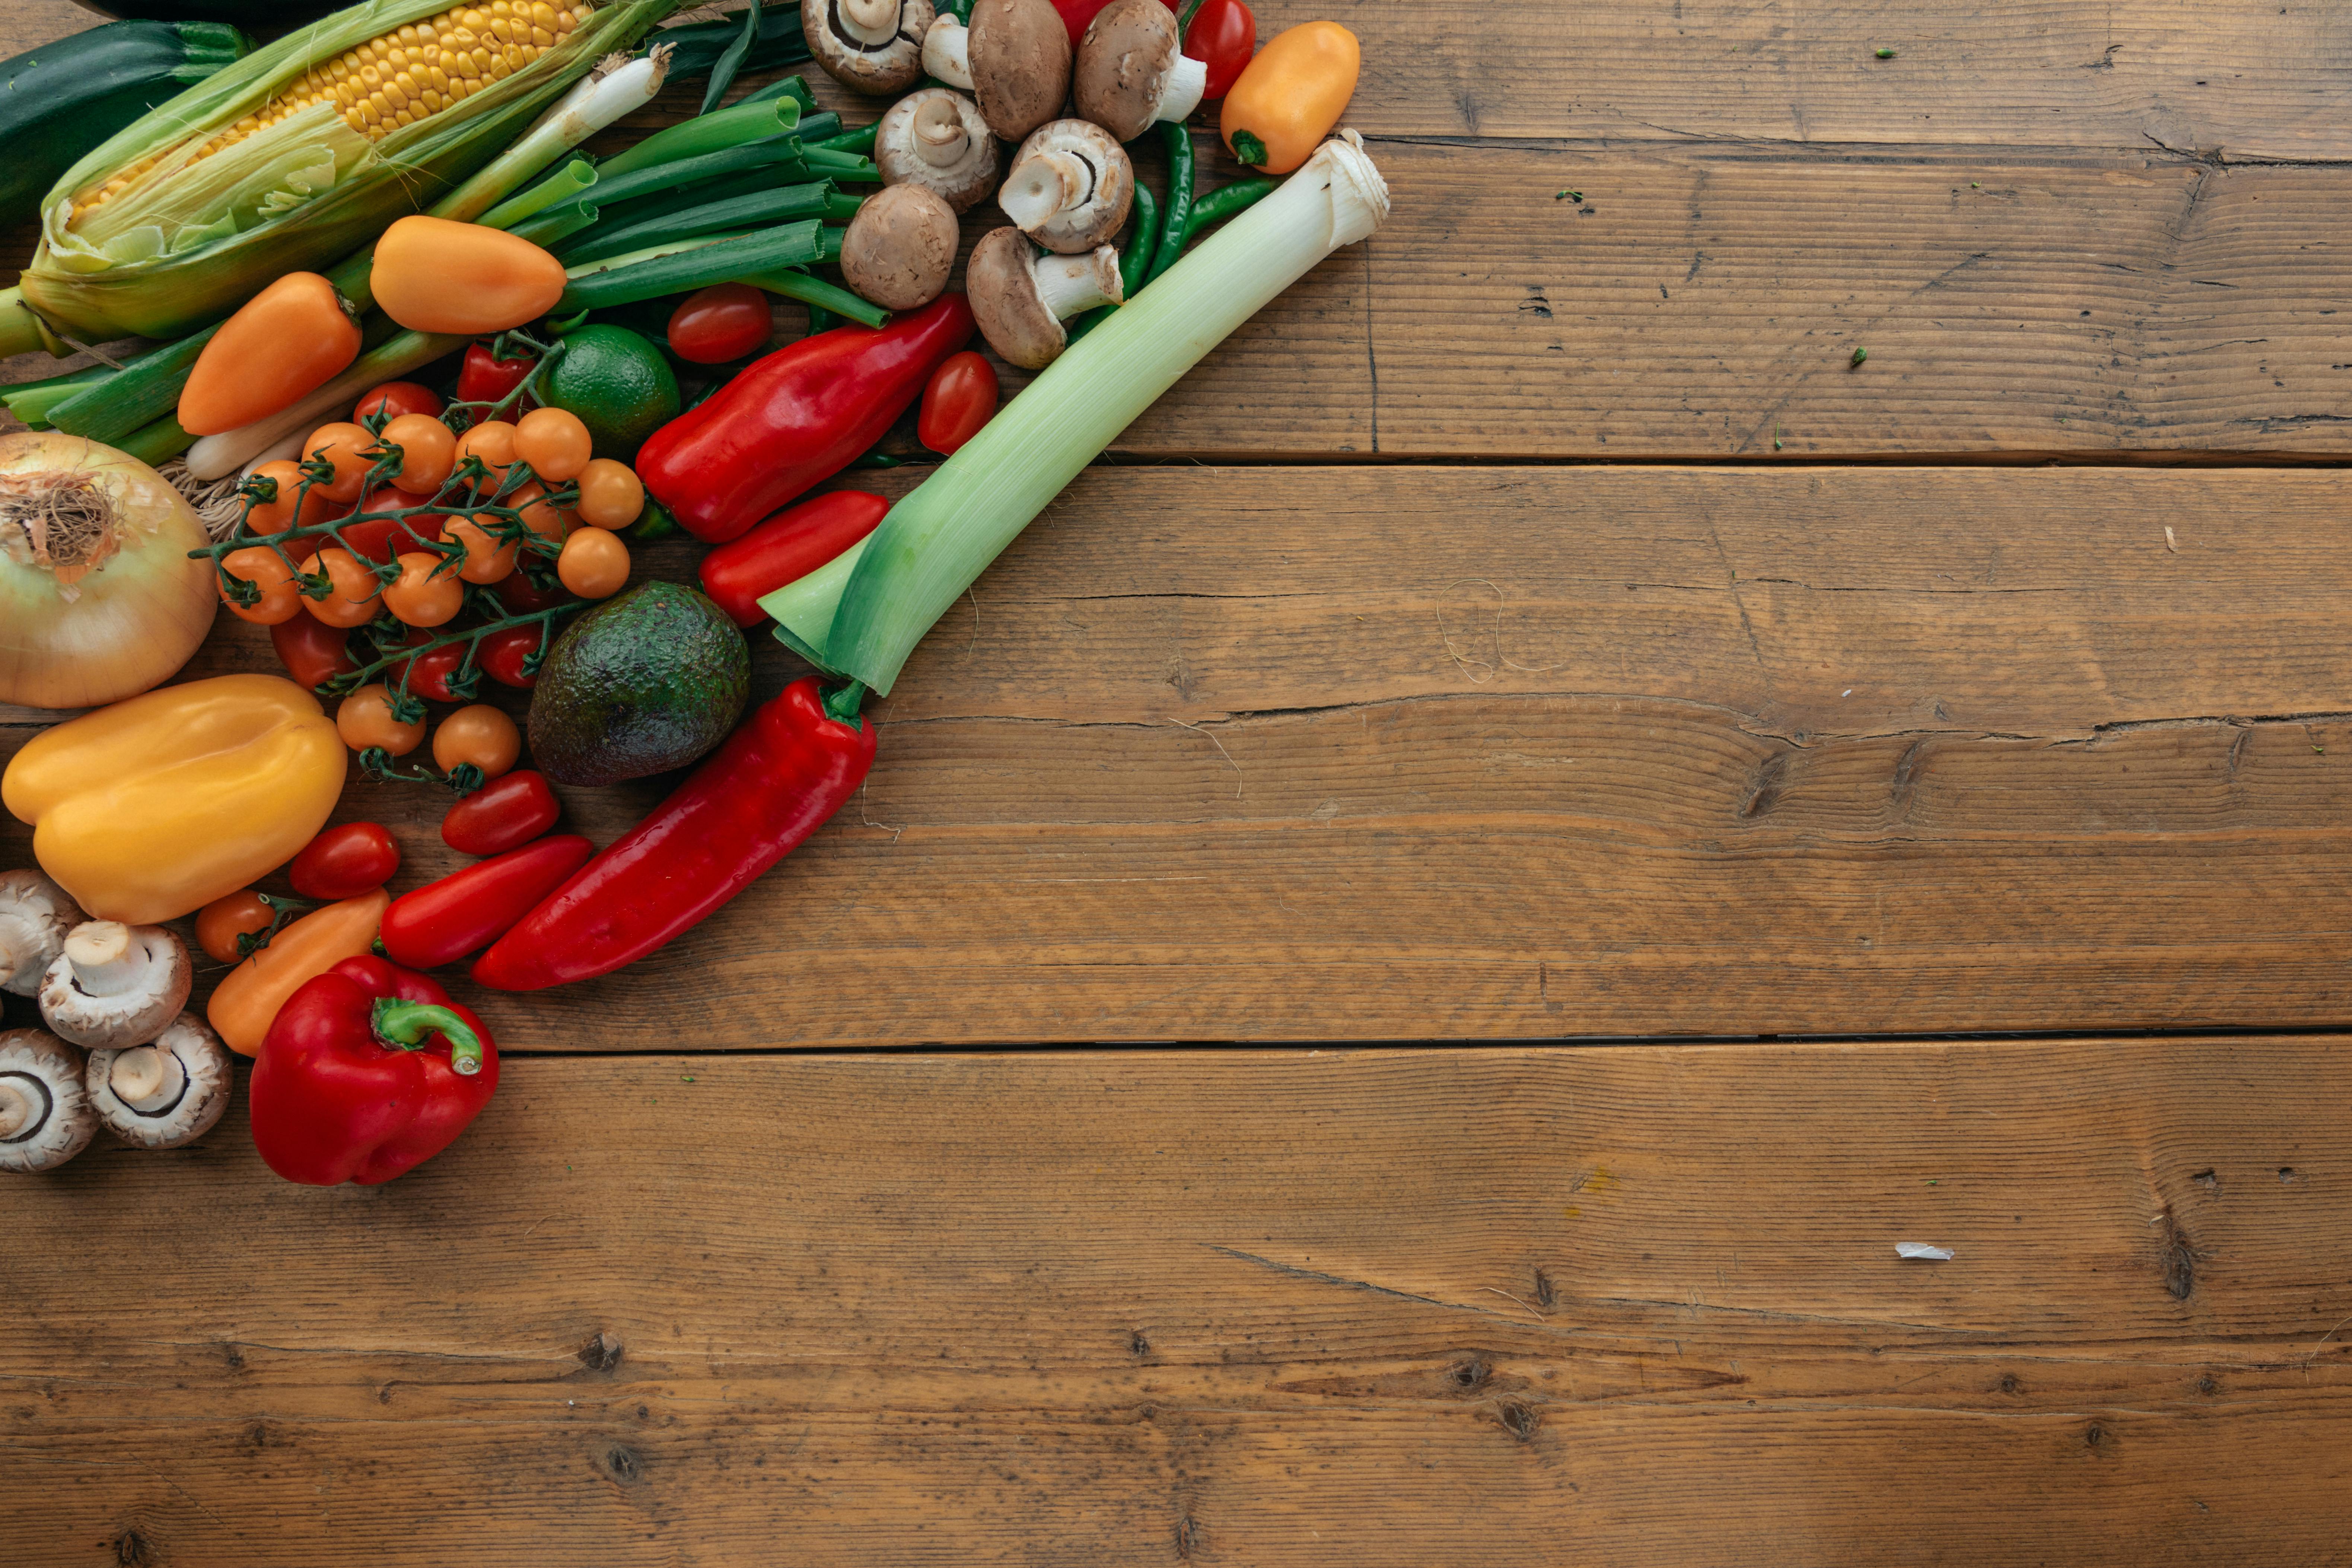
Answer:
[
  {"xmin": 1182, "ymin": 177, "xmax": 1276, "ymax": 247},
  {"xmin": 1146, "ymin": 120, "xmax": 1195, "ymax": 286}
]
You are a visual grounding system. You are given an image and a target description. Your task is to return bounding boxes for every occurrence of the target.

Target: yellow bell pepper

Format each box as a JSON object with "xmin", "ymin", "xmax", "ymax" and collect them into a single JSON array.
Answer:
[
  {"xmin": 1220, "ymin": 21, "xmax": 1361, "ymax": 176},
  {"xmin": 3, "ymin": 674, "xmax": 346, "ymax": 923},
  {"xmin": 208, "ymin": 888, "xmax": 389, "ymax": 1056}
]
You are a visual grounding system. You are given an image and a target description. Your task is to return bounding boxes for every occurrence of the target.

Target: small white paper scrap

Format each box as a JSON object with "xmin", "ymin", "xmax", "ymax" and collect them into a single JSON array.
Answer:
[{"xmin": 1897, "ymin": 1243, "xmax": 1954, "ymax": 1261}]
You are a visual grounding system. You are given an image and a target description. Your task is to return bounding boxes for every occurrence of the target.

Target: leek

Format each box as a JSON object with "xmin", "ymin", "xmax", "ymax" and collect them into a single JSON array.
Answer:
[{"xmin": 761, "ymin": 132, "xmax": 1390, "ymax": 695}]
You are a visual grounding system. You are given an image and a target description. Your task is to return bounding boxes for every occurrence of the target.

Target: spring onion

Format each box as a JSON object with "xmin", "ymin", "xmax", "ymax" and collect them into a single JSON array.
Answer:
[
  {"xmin": 553, "ymin": 182, "xmax": 861, "ymax": 262},
  {"xmin": 761, "ymin": 131, "xmax": 1389, "ymax": 694},
  {"xmin": 558, "ymin": 222, "xmax": 845, "ymax": 312},
  {"xmin": 592, "ymin": 95, "xmax": 800, "ymax": 182},
  {"xmin": 501, "ymin": 140, "xmax": 827, "ymax": 244}
]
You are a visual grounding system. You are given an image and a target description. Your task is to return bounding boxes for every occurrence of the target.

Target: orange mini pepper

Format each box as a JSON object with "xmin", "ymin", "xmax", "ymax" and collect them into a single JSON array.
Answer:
[
  {"xmin": 1220, "ymin": 20, "xmax": 1360, "ymax": 175},
  {"xmin": 176, "ymin": 273, "xmax": 361, "ymax": 436},
  {"xmin": 370, "ymin": 216, "xmax": 568, "ymax": 335},
  {"xmin": 208, "ymin": 888, "xmax": 391, "ymax": 1057}
]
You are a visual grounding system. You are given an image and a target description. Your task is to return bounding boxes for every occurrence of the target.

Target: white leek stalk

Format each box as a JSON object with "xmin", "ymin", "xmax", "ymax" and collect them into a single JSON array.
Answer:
[{"xmin": 764, "ymin": 131, "xmax": 1389, "ymax": 694}]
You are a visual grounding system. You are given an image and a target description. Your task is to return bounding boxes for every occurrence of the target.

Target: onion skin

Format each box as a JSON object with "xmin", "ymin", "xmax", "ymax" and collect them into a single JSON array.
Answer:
[{"xmin": 0, "ymin": 432, "xmax": 217, "ymax": 710}]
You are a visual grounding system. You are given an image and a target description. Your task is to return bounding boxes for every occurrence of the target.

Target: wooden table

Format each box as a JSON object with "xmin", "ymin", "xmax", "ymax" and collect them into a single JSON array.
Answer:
[{"xmin": 7, "ymin": 2, "xmax": 2352, "ymax": 1561}]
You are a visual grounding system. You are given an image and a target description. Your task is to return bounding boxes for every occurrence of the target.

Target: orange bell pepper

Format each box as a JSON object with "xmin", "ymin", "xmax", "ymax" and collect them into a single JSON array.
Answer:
[
  {"xmin": 176, "ymin": 273, "xmax": 362, "ymax": 437},
  {"xmin": 3, "ymin": 674, "xmax": 346, "ymax": 924},
  {"xmin": 1220, "ymin": 21, "xmax": 1360, "ymax": 175},
  {"xmin": 371, "ymin": 216, "xmax": 568, "ymax": 335},
  {"xmin": 208, "ymin": 888, "xmax": 390, "ymax": 1057}
]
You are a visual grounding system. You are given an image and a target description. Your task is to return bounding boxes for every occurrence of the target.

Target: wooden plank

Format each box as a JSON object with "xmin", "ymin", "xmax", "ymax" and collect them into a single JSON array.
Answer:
[
  {"xmin": 3, "ymin": 1040, "xmax": 2348, "ymax": 1564},
  {"xmin": 15, "ymin": 465, "xmax": 2352, "ymax": 1044}
]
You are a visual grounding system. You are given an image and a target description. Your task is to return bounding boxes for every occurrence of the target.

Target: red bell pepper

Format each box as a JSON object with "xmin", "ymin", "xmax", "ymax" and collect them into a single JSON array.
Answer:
[
  {"xmin": 381, "ymin": 833, "xmax": 593, "ymax": 969},
  {"xmin": 443, "ymin": 769, "xmax": 561, "ymax": 856},
  {"xmin": 698, "ymin": 490, "xmax": 890, "ymax": 627},
  {"xmin": 249, "ymin": 955, "xmax": 499, "ymax": 1186},
  {"xmin": 635, "ymin": 293, "xmax": 974, "ymax": 543},
  {"xmin": 473, "ymin": 678, "xmax": 877, "ymax": 990}
]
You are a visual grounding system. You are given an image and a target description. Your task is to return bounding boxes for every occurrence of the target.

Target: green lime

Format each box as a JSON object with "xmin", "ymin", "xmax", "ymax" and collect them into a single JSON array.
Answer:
[{"xmin": 542, "ymin": 324, "xmax": 680, "ymax": 462}]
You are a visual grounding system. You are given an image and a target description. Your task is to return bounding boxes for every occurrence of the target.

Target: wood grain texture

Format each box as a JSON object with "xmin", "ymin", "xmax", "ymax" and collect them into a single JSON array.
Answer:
[
  {"xmin": 4, "ymin": 1040, "xmax": 2349, "ymax": 1565},
  {"xmin": 14, "ymin": 465, "xmax": 2352, "ymax": 1045}
]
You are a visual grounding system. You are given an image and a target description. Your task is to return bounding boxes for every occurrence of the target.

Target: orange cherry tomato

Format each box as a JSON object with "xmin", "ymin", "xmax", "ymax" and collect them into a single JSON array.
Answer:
[
  {"xmin": 440, "ymin": 513, "xmax": 518, "ymax": 583},
  {"xmin": 514, "ymin": 406, "xmax": 593, "ymax": 482},
  {"xmin": 354, "ymin": 381, "xmax": 443, "ymax": 423},
  {"xmin": 195, "ymin": 889, "xmax": 276, "ymax": 964},
  {"xmin": 382, "ymin": 550, "xmax": 465, "ymax": 627},
  {"xmin": 382, "ymin": 412, "xmax": 456, "ymax": 495},
  {"xmin": 372, "ymin": 216, "xmax": 568, "ymax": 335},
  {"xmin": 432, "ymin": 703, "xmax": 522, "ymax": 779},
  {"xmin": 220, "ymin": 545, "xmax": 301, "ymax": 625},
  {"xmin": 507, "ymin": 481, "xmax": 575, "ymax": 554},
  {"xmin": 305, "ymin": 546, "xmax": 385, "ymax": 628},
  {"xmin": 337, "ymin": 685, "xmax": 425, "ymax": 755},
  {"xmin": 304, "ymin": 421, "xmax": 377, "ymax": 501},
  {"xmin": 243, "ymin": 457, "xmax": 338, "ymax": 560},
  {"xmin": 556, "ymin": 525, "xmax": 630, "ymax": 598},
  {"xmin": 177, "ymin": 272, "xmax": 360, "ymax": 436},
  {"xmin": 454, "ymin": 420, "xmax": 519, "ymax": 489},
  {"xmin": 574, "ymin": 458, "xmax": 644, "ymax": 529}
]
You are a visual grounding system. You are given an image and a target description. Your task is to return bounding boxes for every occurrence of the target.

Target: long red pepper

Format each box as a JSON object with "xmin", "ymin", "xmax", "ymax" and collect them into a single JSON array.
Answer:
[
  {"xmin": 380, "ymin": 834, "xmax": 593, "ymax": 969},
  {"xmin": 698, "ymin": 490, "xmax": 890, "ymax": 627},
  {"xmin": 634, "ymin": 294, "xmax": 974, "ymax": 543},
  {"xmin": 471, "ymin": 678, "xmax": 878, "ymax": 990}
]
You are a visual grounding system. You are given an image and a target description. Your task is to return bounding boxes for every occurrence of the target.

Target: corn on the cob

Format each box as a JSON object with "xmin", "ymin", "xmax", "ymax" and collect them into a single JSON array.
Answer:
[{"xmin": 7, "ymin": 0, "xmax": 684, "ymax": 348}]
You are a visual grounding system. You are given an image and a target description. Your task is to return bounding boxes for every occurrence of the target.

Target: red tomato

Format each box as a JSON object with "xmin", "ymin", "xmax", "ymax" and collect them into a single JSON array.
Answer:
[
  {"xmin": 458, "ymin": 341, "xmax": 536, "ymax": 407},
  {"xmin": 1182, "ymin": 0, "xmax": 1256, "ymax": 99},
  {"xmin": 355, "ymin": 381, "xmax": 445, "ymax": 424},
  {"xmin": 491, "ymin": 563, "xmax": 568, "ymax": 613},
  {"xmin": 667, "ymin": 283, "xmax": 773, "ymax": 365},
  {"xmin": 389, "ymin": 638, "xmax": 473, "ymax": 703},
  {"xmin": 475, "ymin": 623, "xmax": 548, "ymax": 688},
  {"xmin": 340, "ymin": 490, "xmax": 448, "ymax": 564},
  {"xmin": 270, "ymin": 613, "xmax": 360, "ymax": 692},
  {"xmin": 917, "ymin": 351, "xmax": 997, "ymax": 455},
  {"xmin": 442, "ymin": 769, "xmax": 561, "ymax": 857},
  {"xmin": 1053, "ymin": 0, "xmax": 1118, "ymax": 44},
  {"xmin": 289, "ymin": 822, "xmax": 401, "ymax": 900}
]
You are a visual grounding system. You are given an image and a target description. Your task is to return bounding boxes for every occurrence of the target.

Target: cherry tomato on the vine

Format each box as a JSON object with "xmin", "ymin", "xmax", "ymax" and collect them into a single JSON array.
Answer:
[
  {"xmin": 454, "ymin": 420, "xmax": 520, "ymax": 489},
  {"xmin": 515, "ymin": 406, "xmax": 593, "ymax": 482},
  {"xmin": 271, "ymin": 613, "xmax": 359, "ymax": 693},
  {"xmin": 244, "ymin": 457, "xmax": 337, "ymax": 558},
  {"xmin": 667, "ymin": 283, "xmax": 773, "ymax": 365},
  {"xmin": 382, "ymin": 412, "xmax": 456, "ymax": 495},
  {"xmin": 557, "ymin": 525, "xmax": 630, "ymax": 598},
  {"xmin": 220, "ymin": 546, "xmax": 301, "ymax": 625},
  {"xmin": 195, "ymin": 890, "xmax": 275, "ymax": 964},
  {"xmin": 356, "ymin": 381, "xmax": 444, "ymax": 424},
  {"xmin": 476, "ymin": 623, "xmax": 548, "ymax": 687},
  {"xmin": 336, "ymin": 685, "xmax": 424, "ymax": 754},
  {"xmin": 433, "ymin": 704, "xmax": 522, "ymax": 779},
  {"xmin": 1181, "ymin": 0, "xmax": 1257, "ymax": 99},
  {"xmin": 918, "ymin": 351, "xmax": 998, "ymax": 455},
  {"xmin": 389, "ymin": 638, "xmax": 472, "ymax": 703},
  {"xmin": 491, "ymin": 562, "xmax": 568, "ymax": 614},
  {"xmin": 339, "ymin": 492, "xmax": 445, "ymax": 564},
  {"xmin": 304, "ymin": 422, "xmax": 376, "ymax": 501},
  {"xmin": 574, "ymin": 459, "xmax": 643, "ymax": 529},
  {"xmin": 383, "ymin": 550, "xmax": 466, "ymax": 627},
  {"xmin": 443, "ymin": 768, "xmax": 561, "ymax": 856},
  {"xmin": 458, "ymin": 342, "xmax": 537, "ymax": 408},
  {"xmin": 305, "ymin": 546, "xmax": 384, "ymax": 628},
  {"xmin": 290, "ymin": 821, "xmax": 401, "ymax": 900}
]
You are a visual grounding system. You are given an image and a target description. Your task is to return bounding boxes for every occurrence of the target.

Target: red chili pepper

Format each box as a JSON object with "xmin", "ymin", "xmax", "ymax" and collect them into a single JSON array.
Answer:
[
  {"xmin": 443, "ymin": 769, "xmax": 561, "ymax": 856},
  {"xmin": 473, "ymin": 678, "xmax": 876, "ymax": 990},
  {"xmin": 290, "ymin": 822, "xmax": 401, "ymax": 900},
  {"xmin": 698, "ymin": 490, "xmax": 890, "ymax": 627},
  {"xmin": 248, "ymin": 955, "xmax": 499, "ymax": 1186},
  {"xmin": 458, "ymin": 341, "xmax": 536, "ymax": 407},
  {"xmin": 636, "ymin": 293, "xmax": 974, "ymax": 543},
  {"xmin": 1182, "ymin": 0, "xmax": 1256, "ymax": 99},
  {"xmin": 382, "ymin": 834, "xmax": 593, "ymax": 969},
  {"xmin": 271, "ymin": 613, "xmax": 359, "ymax": 692}
]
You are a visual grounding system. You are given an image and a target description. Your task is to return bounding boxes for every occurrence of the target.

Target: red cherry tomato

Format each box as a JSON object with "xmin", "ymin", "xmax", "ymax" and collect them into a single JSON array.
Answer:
[
  {"xmin": 389, "ymin": 638, "xmax": 473, "ymax": 703},
  {"xmin": 340, "ymin": 490, "xmax": 447, "ymax": 564},
  {"xmin": 475, "ymin": 623, "xmax": 548, "ymax": 688},
  {"xmin": 458, "ymin": 341, "xmax": 537, "ymax": 407},
  {"xmin": 666, "ymin": 283, "xmax": 773, "ymax": 365},
  {"xmin": 442, "ymin": 769, "xmax": 561, "ymax": 856},
  {"xmin": 491, "ymin": 562, "xmax": 569, "ymax": 613},
  {"xmin": 1053, "ymin": 0, "xmax": 1118, "ymax": 45},
  {"xmin": 271, "ymin": 613, "xmax": 360, "ymax": 693},
  {"xmin": 917, "ymin": 351, "xmax": 997, "ymax": 455},
  {"xmin": 1181, "ymin": 0, "xmax": 1257, "ymax": 100},
  {"xmin": 354, "ymin": 381, "xmax": 445, "ymax": 423},
  {"xmin": 289, "ymin": 821, "xmax": 401, "ymax": 900}
]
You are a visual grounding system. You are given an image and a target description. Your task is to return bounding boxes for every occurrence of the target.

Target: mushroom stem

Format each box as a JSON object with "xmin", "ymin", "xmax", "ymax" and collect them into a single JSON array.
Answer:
[
  {"xmin": 1034, "ymin": 249, "xmax": 1124, "ymax": 319},
  {"xmin": 0, "ymin": 1080, "xmax": 29, "ymax": 1140},
  {"xmin": 61, "ymin": 921, "xmax": 144, "ymax": 998},
  {"xmin": 922, "ymin": 16, "xmax": 973, "ymax": 88},
  {"xmin": 108, "ymin": 1044, "xmax": 186, "ymax": 1114},
  {"xmin": 0, "ymin": 931, "xmax": 22, "ymax": 992},
  {"xmin": 1159, "ymin": 51, "xmax": 1208, "ymax": 123},
  {"xmin": 1000, "ymin": 149, "xmax": 1093, "ymax": 230},
  {"xmin": 913, "ymin": 95, "xmax": 970, "ymax": 166},
  {"xmin": 839, "ymin": 0, "xmax": 903, "ymax": 44}
]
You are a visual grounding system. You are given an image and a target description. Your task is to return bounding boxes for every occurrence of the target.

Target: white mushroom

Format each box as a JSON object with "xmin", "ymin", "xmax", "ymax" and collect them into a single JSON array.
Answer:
[
  {"xmin": 927, "ymin": 0, "xmax": 1070, "ymax": 143},
  {"xmin": 965, "ymin": 226, "xmax": 1124, "ymax": 369},
  {"xmin": 86, "ymin": 1012, "xmax": 232, "ymax": 1151},
  {"xmin": 839, "ymin": 184, "xmax": 962, "ymax": 310},
  {"xmin": 998, "ymin": 119, "xmax": 1134, "ymax": 254},
  {"xmin": 0, "ymin": 869, "xmax": 84, "ymax": 996},
  {"xmin": 875, "ymin": 89, "xmax": 1001, "ymax": 214},
  {"xmin": 807, "ymin": 0, "xmax": 935, "ymax": 96},
  {"xmin": 1074, "ymin": 0, "xmax": 1208, "ymax": 141},
  {"xmin": 0, "ymin": 1028, "xmax": 96, "ymax": 1174},
  {"xmin": 36, "ymin": 920, "xmax": 193, "ymax": 1051}
]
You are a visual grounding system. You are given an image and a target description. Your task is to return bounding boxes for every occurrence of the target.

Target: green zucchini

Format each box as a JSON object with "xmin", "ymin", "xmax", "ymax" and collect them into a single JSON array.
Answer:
[{"xmin": 0, "ymin": 19, "xmax": 252, "ymax": 228}]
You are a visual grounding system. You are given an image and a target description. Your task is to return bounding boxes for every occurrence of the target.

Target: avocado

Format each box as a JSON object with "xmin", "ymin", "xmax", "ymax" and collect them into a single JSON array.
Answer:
[{"xmin": 528, "ymin": 581, "xmax": 749, "ymax": 785}]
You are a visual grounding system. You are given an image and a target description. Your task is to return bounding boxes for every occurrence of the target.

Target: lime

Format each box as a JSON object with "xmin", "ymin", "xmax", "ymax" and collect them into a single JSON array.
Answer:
[{"xmin": 541, "ymin": 325, "xmax": 680, "ymax": 462}]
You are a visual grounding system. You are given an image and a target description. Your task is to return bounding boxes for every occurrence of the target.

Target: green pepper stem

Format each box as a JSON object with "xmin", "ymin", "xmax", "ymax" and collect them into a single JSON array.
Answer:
[
  {"xmin": 823, "ymin": 680, "xmax": 868, "ymax": 725},
  {"xmin": 373, "ymin": 998, "xmax": 486, "ymax": 1076}
]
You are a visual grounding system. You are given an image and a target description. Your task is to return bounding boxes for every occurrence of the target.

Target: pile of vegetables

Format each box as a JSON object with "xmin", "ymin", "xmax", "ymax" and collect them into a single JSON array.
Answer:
[{"xmin": 0, "ymin": 0, "xmax": 1379, "ymax": 1188}]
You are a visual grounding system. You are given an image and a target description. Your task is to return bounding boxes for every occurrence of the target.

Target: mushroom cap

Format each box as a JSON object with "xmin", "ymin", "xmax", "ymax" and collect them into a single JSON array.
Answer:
[
  {"xmin": 807, "ymin": 0, "xmax": 935, "ymax": 96},
  {"xmin": 967, "ymin": 227, "xmax": 1066, "ymax": 370},
  {"xmin": 37, "ymin": 922, "xmax": 193, "ymax": 1051},
  {"xmin": 0, "ymin": 1028, "xmax": 96, "ymax": 1174},
  {"xmin": 840, "ymin": 185, "xmax": 962, "ymax": 312},
  {"xmin": 0, "ymin": 868, "xmax": 85, "ymax": 997},
  {"xmin": 86, "ymin": 1012, "xmax": 232, "ymax": 1151},
  {"xmin": 876, "ymin": 89, "xmax": 1002, "ymax": 213},
  {"xmin": 1075, "ymin": 0, "xmax": 1183, "ymax": 143},
  {"xmin": 1002, "ymin": 120, "xmax": 1134, "ymax": 254},
  {"xmin": 969, "ymin": 0, "xmax": 1072, "ymax": 142}
]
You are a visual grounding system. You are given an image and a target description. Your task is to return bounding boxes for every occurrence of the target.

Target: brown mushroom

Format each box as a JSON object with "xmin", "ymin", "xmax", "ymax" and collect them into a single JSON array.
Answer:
[
  {"xmin": 965, "ymin": 226, "xmax": 1124, "ymax": 369},
  {"xmin": 926, "ymin": 0, "xmax": 1070, "ymax": 143},
  {"xmin": 0, "ymin": 869, "xmax": 84, "ymax": 997},
  {"xmin": 86, "ymin": 1012, "xmax": 232, "ymax": 1152},
  {"xmin": 875, "ymin": 89, "xmax": 1001, "ymax": 214},
  {"xmin": 37, "ymin": 921, "xmax": 193, "ymax": 1051},
  {"xmin": 807, "ymin": 0, "xmax": 935, "ymax": 96},
  {"xmin": 1074, "ymin": 0, "xmax": 1207, "ymax": 141},
  {"xmin": 998, "ymin": 119, "xmax": 1133, "ymax": 253},
  {"xmin": 839, "ymin": 184, "xmax": 962, "ymax": 310},
  {"xmin": 0, "ymin": 1028, "xmax": 96, "ymax": 1174}
]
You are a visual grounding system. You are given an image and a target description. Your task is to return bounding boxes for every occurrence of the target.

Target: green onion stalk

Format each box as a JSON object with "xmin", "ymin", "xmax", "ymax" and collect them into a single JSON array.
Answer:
[{"xmin": 760, "ymin": 132, "xmax": 1391, "ymax": 695}]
